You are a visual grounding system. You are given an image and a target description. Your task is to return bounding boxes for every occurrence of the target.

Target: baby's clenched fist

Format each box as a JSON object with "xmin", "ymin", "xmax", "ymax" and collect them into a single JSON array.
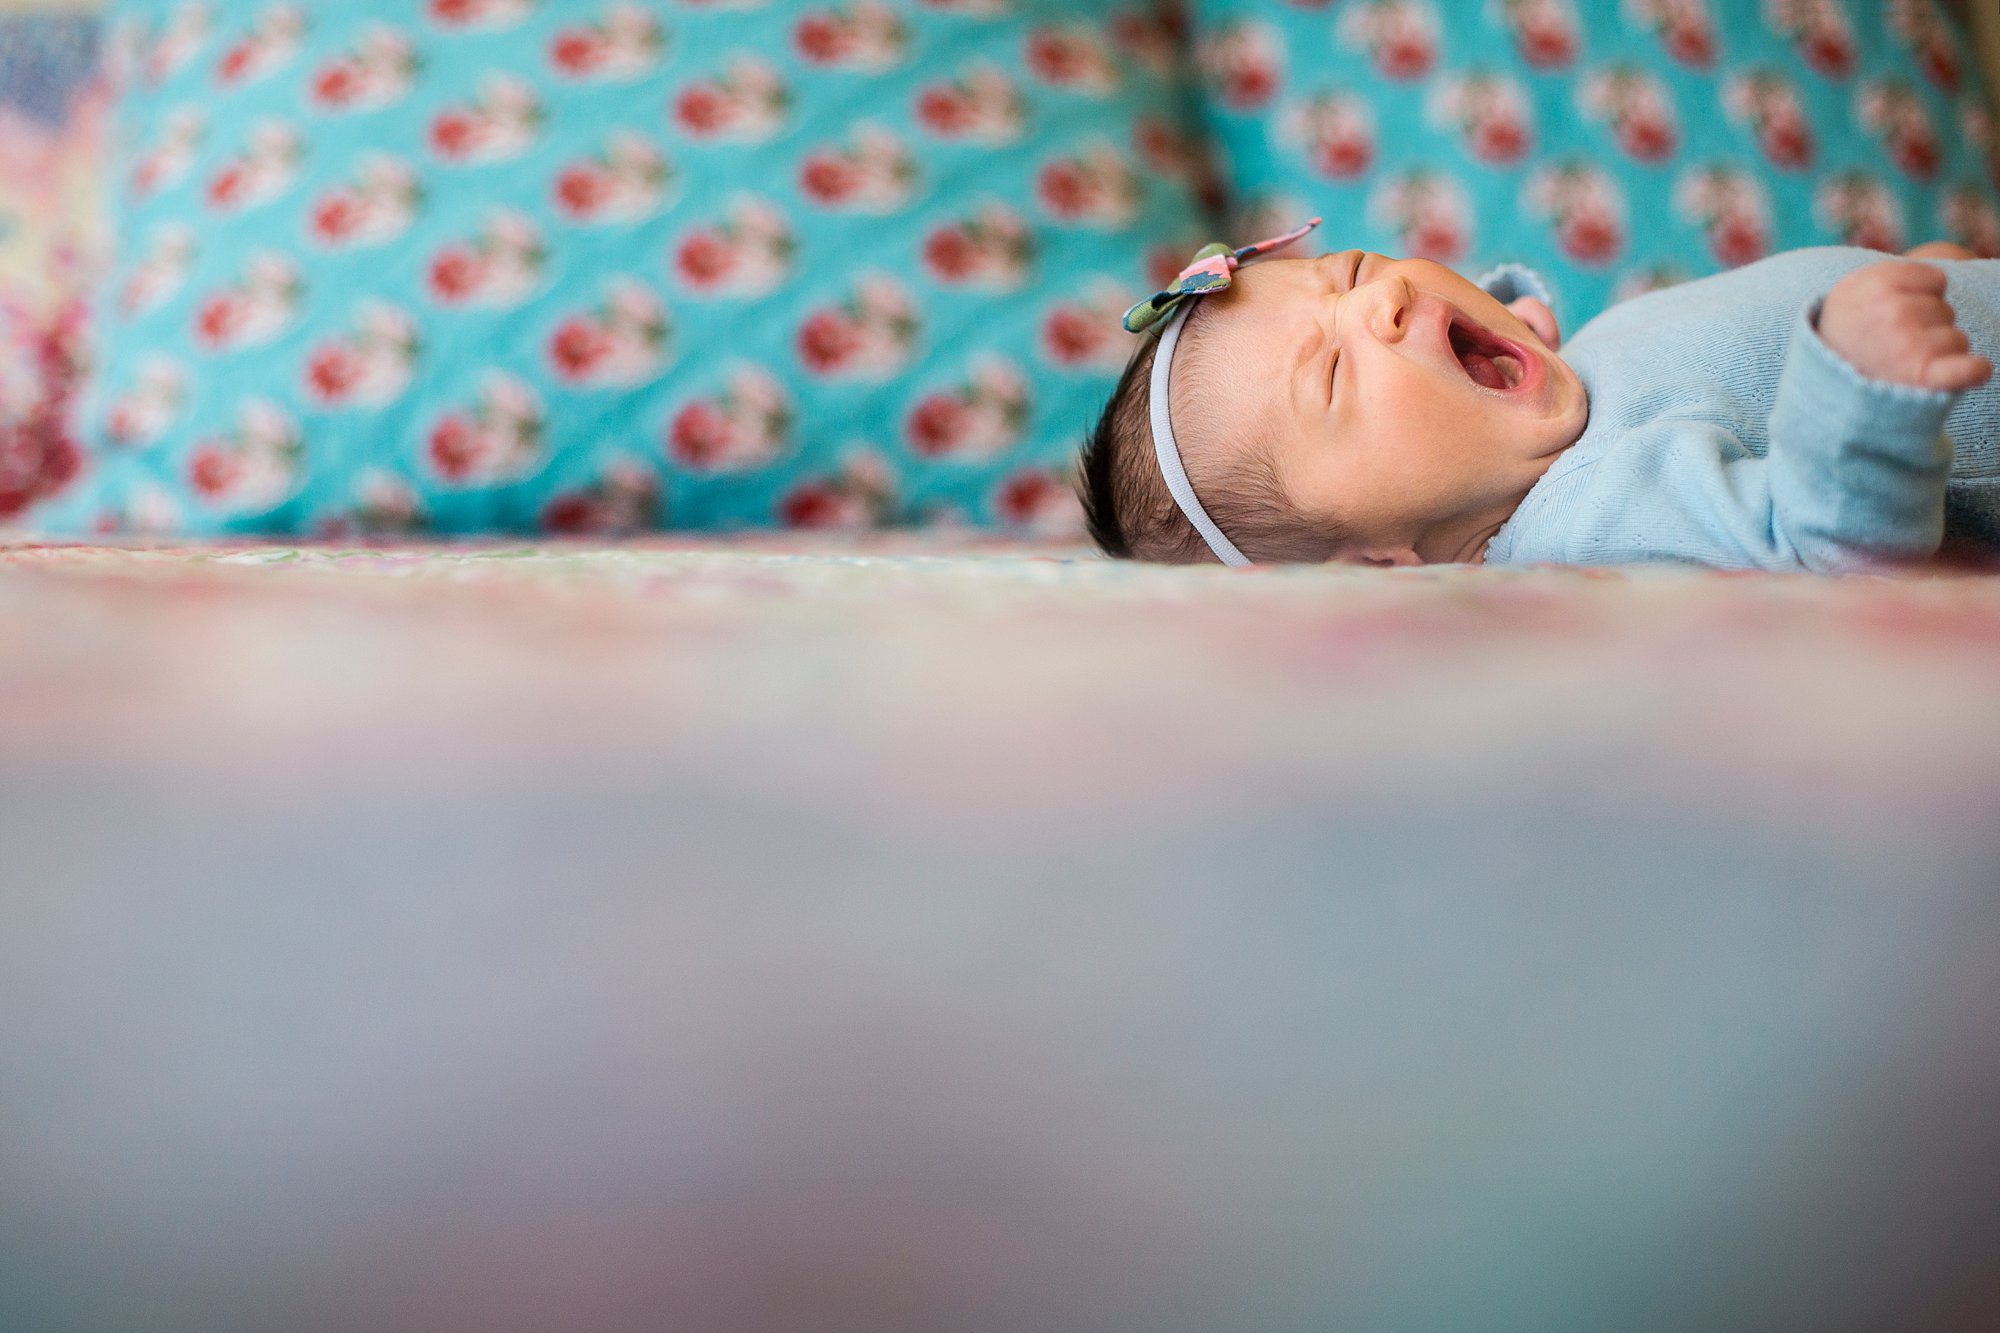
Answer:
[{"xmin": 1817, "ymin": 259, "xmax": 1991, "ymax": 394}]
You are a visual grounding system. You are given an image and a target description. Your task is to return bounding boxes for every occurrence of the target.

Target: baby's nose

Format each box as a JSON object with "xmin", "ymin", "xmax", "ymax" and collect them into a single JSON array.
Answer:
[{"xmin": 1368, "ymin": 274, "xmax": 1415, "ymax": 343}]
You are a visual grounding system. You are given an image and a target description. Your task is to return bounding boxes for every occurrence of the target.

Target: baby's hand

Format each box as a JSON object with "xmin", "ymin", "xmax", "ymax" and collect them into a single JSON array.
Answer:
[{"xmin": 1818, "ymin": 260, "xmax": 1992, "ymax": 393}]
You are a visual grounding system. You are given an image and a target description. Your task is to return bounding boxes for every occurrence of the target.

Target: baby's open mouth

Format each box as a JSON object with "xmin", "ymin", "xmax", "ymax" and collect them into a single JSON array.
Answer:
[{"xmin": 1448, "ymin": 316, "xmax": 1527, "ymax": 391}]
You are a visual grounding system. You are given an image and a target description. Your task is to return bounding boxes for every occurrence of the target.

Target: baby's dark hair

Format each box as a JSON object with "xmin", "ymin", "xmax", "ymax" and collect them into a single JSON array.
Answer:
[{"xmin": 1076, "ymin": 305, "xmax": 1350, "ymax": 565}]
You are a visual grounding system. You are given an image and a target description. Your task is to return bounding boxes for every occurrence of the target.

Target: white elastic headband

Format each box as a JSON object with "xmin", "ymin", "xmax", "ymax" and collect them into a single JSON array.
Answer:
[{"xmin": 1150, "ymin": 302, "xmax": 1251, "ymax": 568}]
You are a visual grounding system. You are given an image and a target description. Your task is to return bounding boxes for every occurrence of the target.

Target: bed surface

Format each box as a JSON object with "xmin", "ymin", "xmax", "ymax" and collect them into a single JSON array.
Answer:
[
  {"xmin": 8, "ymin": 536, "xmax": 2000, "ymax": 817},
  {"xmin": 4, "ymin": 537, "xmax": 1999, "ymax": 1333}
]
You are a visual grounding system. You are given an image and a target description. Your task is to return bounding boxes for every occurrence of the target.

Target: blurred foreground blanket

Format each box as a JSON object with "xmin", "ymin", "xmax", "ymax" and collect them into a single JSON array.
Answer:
[{"xmin": 2, "ymin": 537, "xmax": 1998, "ymax": 1333}]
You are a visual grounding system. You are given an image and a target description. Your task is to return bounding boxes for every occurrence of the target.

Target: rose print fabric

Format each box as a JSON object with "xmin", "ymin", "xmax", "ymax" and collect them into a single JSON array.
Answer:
[
  {"xmin": 0, "ymin": 16, "xmax": 106, "ymax": 527},
  {"xmin": 42, "ymin": 0, "xmax": 1211, "ymax": 537},
  {"xmin": 1189, "ymin": 0, "xmax": 2000, "ymax": 327}
]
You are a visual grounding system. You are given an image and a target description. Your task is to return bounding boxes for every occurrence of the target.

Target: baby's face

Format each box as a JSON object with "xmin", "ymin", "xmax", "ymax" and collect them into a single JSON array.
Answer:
[{"xmin": 1181, "ymin": 251, "xmax": 1588, "ymax": 564}]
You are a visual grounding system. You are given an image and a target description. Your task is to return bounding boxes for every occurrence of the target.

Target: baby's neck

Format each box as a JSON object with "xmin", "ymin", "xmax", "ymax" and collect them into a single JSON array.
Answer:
[
  {"xmin": 1426, "ymin": 514, "xmax": 1514, "ymax": 566},
  {"xmin": 1433, "ymin": 418, "xmax": 1587, "ymax": 566}
]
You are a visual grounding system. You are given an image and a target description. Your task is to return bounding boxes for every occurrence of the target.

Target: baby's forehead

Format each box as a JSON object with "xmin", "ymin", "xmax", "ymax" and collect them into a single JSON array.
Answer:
[
  {"xmin": 1177, "ymin": 267, "xmax": 1311, "ymax": 389},
  {"xmin": 1170, "ymin": 296, "xmax": 1291, "ymax": 468},
  {"xmin": 1194, "ymin": 258, "xmax": 1316, "ymax": 345}
]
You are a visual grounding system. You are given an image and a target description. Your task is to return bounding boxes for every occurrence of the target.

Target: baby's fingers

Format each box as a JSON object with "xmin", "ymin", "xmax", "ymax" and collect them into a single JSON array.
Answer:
[
  {"xmin": 1870, "ymin": 258, "xmax": 1950, "ymax": 295},
  {"xmin": 1926, "ymin": 351, "xmax": 1993, "ymax": 394}
]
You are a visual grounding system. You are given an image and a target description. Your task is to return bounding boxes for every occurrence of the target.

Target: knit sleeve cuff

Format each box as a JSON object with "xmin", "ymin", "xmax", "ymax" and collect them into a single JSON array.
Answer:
[
  {"xmin": 1763, "ymin": 302, "xmax": 1958, "ymax": 567},
  {"xmin": 1473, "ymin": 263, "xmax": 1554, "ymax": 310},
  {"xmin": 1787, "ymin": 300, "xmax": 1957, "ymax": 431}
]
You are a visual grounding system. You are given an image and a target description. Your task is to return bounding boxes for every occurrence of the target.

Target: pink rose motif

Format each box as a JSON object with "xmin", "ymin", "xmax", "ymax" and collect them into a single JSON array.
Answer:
[
  {"xmin": 216, "ymin": 44, "xmax": 256, "ymax": 86},
  {"xmin": 0, "ymin": 434, "xmax": 77, "ymax": 516},
  {"xmin": 105, "ymin": 403, "xmax": 145, "ymax": 446},
  {"xmin": 1918, "ymin": 45, "xmax": 1958, "ymax": 93},
  {"xmin": 429, "ymin": 0, "xmax": 487, "ymax": 26},
  {"xmin": 312, "ymin": 61, "xmax": 365, "ymax": 108},
  {"xmin": 1516, "ymin": 17, "xmax": 1575, "ymax": 69},
  {"xmin": 1891, "ymin": 131, "xmax": 1939, "ymax": 180},
  {"xmin": 1313, "ymin": 129, "xmax": 1374, "ymax": 179},
  {"xmin": 555, "ymin": 470, "xmax": 659, "ymax": 534},
  {"xmin": 548, "ymin": 318, "xmax": 616, "ymax": 382},
  {"xmin": 1619, "ymin": 116, "xmax": 1677, "ymax": 162},
  {"xmin": 996, "ymin": 471, "xmax": 1070, "ymax": 527},
  {"xmin": 1471, "ymin": 117, "xmax": 1529, "ymax": 164},
  {"xmin": 799, "ymin": 153, "xmax": 863, "ymax": 205},
  {"xmin": 0, "ymin": 303, "xmax": 85, "ymax": 516},
  {"xmin": 207, "ymin": 164, "xmax": 251, "ymax": 211},
  {"xmin": 541, "ymin": 494, "xmax": 594, "ymax": 532},
  {"xmin": 188, "ymin": 445, "xmax": 242, "ymax": 499},
  {"xmin": 1378, "ymin": 29, "xmax": 1436, "ymax": 79},
  {"xmin": 1406, "ymin": 215, "xmax": 1466, "ymax": 262},
  {"xmin": 906, "ymin": 393, "xmax": 970, "ymax": 457},
  {"xmin": 1639, "ymin": 1, "xmax": 1718, "ymax": 69},
  {"xmin": 1041, "ymin": 306, "xmax": 1111, "ymax": 366},
  {"xmin": 1224, "ymin": 63, "xmax": 1277, "ymax": 109},
  {"xmin": 310, "ymin": 191, "xmax": 368, "ymax": 245},
  {"xmin": 1762, "ymin": 118, "xmax": 1814, "ymax": 169},
  {"xmin": 194, "ymin": 296, "xmax": 244, "ymax": 350},
  {"xmin": 551, "ymin": 30, "xmax": 611, "ymax": 77},
  {"xmin": 1663, "ymin": 18, "xmax": 1714, "ymax": 68},
  {"xmin": 794, "ymin": 14, "xmax": 853, "ymax": 65},
  {"xmin": 1843, "ymin": 215, "xmax": 1899, "ymax": 253},
  {"xmin": 554, "ymin": 164, "xmax": 617, "ymax": 219},
  {"xmin": 780, "ymin": 483, "xmax": 848, "ymax": 530},
  {"xmin": 1802, "ymin": 29, "xmax": 1854, "ymax": 79},
  {"xmin": 674, "ymin": 230, "xmax": 741, "ymax": 290},
  {"xmin": 430, "ymin": 109, "xmax": 489, "ymax": 161},
  {"xmin": 0, "ymin": 425, "xmax": 81, "ymax": 517},
  {"xmin": 673, "ymin": 83, "xmax": 735, "ymax": 137},
  {"xmin": 923, "ymin": 226, "xmax": 981, "ymax": 282},
  {"xmin": 915, "ymin": 86, "xmax": 977, "ymax": 136},
  {"xmin": 428, "ymin": 248, "xmax": 489, "ymax": 304},
  {"xmin": 427, "ymin": 414, "xmax": 485, "ymax": 480},
  {"xmin": 1024, "ymin": 29, "xmax": 1105, "ymax": 88},
  {"xmin": 1036, "ymin": 161, "xmax": 1093, "ymax": 219},
  {"xmin": 305, "ymin": 344, "xmax": 365, "ymax": 404},
  {"xmin": 796, "ymin": 310, "xmax": 864, "ymax": 374},
  {"xmin": 1558, "ymin": 210, "xmax": 1621, "ymax": 264},
  {"xmin": 668, "ymin": 401, "xmax": 737, "ymax": 467},
  {"xmin": 1710, "ymin": 212, "xmax": 1767, "ymax": 266}
]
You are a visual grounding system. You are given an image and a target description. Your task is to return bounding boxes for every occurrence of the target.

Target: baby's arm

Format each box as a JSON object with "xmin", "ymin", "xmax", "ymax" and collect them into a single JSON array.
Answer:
[
  {"xmin": 1551, "ymin": 264, "xmax": 1984, "ymax": 572},
  {"xmin": 1757, "ymin": 260, "xmax": 1990, "ymax": 569},
  {"xmin": 1546, "ymin": 413, "xmax": 1947, "ymax": 572}
]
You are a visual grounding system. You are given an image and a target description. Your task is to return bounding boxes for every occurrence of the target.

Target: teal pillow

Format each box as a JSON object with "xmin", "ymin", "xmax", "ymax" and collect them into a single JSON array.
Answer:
[
  {"xmin": 1187, "ymin": 0, "xmax": 2000, "ymax": 327},
  {"xmin": 46, "ymin": 0, "xmax": 1210, "ymax": 536}
]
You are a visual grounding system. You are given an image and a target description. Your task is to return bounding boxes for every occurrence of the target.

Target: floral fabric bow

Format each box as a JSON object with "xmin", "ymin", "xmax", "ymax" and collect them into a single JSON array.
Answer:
[{"xmin": 1120, "ymin": 217, "xmax": 1323, "ymax": 334}]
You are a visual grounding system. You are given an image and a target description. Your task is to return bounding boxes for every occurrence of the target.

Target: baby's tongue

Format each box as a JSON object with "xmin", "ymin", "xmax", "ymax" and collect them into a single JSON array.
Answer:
[
  {"xmin": 1450, "ymin": 317, "xmax": 1517, "ymax": 390},
  {"xmin": 1462, "ymin": 349, "xmax": 1510, "ymax": 390}
]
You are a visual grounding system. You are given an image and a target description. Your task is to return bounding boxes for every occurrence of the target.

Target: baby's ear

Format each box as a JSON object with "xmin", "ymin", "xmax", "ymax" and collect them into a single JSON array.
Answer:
[
  {"xmin": 1506, "ymin": 296, "xmax": 1561, "ymax": 351},
  {"xmin": 1350, "ymin": 546, "xmax": 1422, "ymax": 569}
]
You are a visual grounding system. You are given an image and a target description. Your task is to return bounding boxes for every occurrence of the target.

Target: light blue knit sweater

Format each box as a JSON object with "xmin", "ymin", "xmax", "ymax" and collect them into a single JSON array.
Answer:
[{"xmin": 1483, "ymin": 249, "xmax": 2000, "ymax": 571}]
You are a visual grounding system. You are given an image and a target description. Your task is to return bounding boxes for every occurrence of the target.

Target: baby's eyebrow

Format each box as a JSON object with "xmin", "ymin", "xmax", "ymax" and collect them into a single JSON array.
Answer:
[
  {"xmin": 1291, "ymin": 306, "xmax": 1333, "ymax": 411},
  {"xmin": 1289, "ymin": 302, "xmax": 1326, "ymax": 375},
  {"xmin": 1291, "ymin": 321, "xmax": 1318, "ymax": 373},
  {"xmin": 1287, "ymin": 321, "xmax": 1324, "ymax": 423}
]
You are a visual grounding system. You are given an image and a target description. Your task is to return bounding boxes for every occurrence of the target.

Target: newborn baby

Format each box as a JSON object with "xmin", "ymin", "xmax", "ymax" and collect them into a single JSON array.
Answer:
[{"xmin": 1078, "ymin": 220, "xmax": 1996, "ymax": 572}]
